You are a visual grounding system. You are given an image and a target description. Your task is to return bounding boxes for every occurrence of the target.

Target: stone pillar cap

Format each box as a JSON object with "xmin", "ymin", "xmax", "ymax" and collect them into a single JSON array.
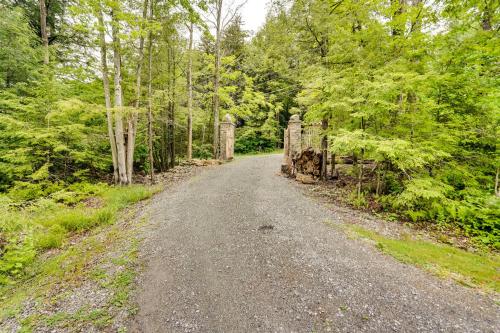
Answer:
[
  {"xmin": 289, "ymin": 114, "xmax": 301, "ymax": 122},
  {"xmin": 223, "ymin": 114, "xmax": 233, "ymax": 123}
]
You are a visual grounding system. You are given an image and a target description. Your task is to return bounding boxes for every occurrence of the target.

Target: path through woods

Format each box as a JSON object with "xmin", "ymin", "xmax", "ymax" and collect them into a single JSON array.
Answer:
[{"xmin": 129, "ymin": 154, "xmax": 498, "ymax": 333}]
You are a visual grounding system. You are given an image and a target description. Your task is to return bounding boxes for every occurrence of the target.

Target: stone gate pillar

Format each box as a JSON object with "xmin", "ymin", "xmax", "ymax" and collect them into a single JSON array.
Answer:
[
  {"xmin": 288, "ymin": 114, "xmax": 302, "ymax": 160},
  {"xmin": 281, "ymin": 114, "xmax": 301, "ymax": 174},
  {"xmin": 220, "ymin": 114, "xmax": 235, "ymax": 160}
]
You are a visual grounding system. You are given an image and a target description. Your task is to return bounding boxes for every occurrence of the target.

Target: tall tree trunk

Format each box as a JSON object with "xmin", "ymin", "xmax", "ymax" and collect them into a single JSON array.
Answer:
[
  {"xmin": 97, "ymin": 7, "xmax": 119, "ymax": 183},
  {"xmin": 187, "ymin": 21, "xmax": 194, "ymax": 160},
  {"xmin": 125, "ymin": 0, "xmax": 150, "ymax": 184},
  {"xmin": 39, "ymin": 0, "xmax": 49, "ymax": 65},
  {"xmin": 169, "ymin": 45, "xmax": 176, "ymax": 168},
  {"xmin": 321, "ymin": 119, "xmax": 328, "ymax": 180},
  {"xmin": 357, "ymin": 117, "xmax": 365, "ymax": 197},
  {"xmin": 330, "ymin": 152, "xmax": 336, "ymax": 178},
  {"xmin": 376, "ymin": 163, "xmax": 384, "ymax": 196},
  {"xmin": 160, "ymin": 92, "xmax": 170, "ymax": 172},
  {"xmin": 160, "ymin": 101, "xmax": 168, "ymax": 172},
  {"xmin": 357, "ymin": 150, "xmax": 364, "ymax": 197},
  {"xmin": 146, "ymin": 0, "xmax": 155, "ymax": 183},
  {"xmin": 111, "ymin": 8, "xmax": 129, "ymax": 185},
  {"xmin": 166, "ymin": 47, "xmax": 172, "ymax": 170},
  {"xmin": 213, "ymin": 0, "xmax": 223, "ymax": 159},
  {"xmin": 495, "ymin": 168, "xmax": 499, "ymax": 197}
]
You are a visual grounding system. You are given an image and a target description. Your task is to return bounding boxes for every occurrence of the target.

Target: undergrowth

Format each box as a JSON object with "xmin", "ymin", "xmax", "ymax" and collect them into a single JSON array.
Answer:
[
  {"xmin": 0, "ymin": 182, "xmax": 158, "ymax": 285},
  {"xmin": 325, "ymin": 164, "xmax": 500, "ymax": 251}
]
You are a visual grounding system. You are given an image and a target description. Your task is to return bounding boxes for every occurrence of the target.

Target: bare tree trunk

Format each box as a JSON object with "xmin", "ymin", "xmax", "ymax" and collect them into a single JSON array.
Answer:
[
  {"xmin": 213, "ymin": 0, "xmax": 223, "ymax": 159},
  {"xmin": 166, "ymin": 47, "xmax": 172, "ymax": 169},
  {"xmin": 495, "ymin": 168, "xmax": 499, "ymax": 197},
  {"xmin": 97, "ymin": 7, "xmax": 119, "ymax": 183},
  {"xmin": 330, "ymin": 153, "xmax": 336, "ymax": 178},
  {"xmin": 111, "ymin": 8, "xmax": 129, "ymax": 185},
  {"xmin": 147, "ymin": 0, "xmax": 155, "ymax": 183},
  {"xmin": 39, "ymin": 0, "xmax": 49, "ymax": 65},
  {"xmin": 376, "ymin": 164, "xmax": 381, "ymax": 196},
  {"xmin": 135, "ymin": 0, "xmax": 149, "ymax": 111},
  {"xmin": 123, "ymin": 0, "xmax": 149, "ymax": 184},
  {"xmin": 357, "ymin": 117, "xmax": 365, "ymax": 197},
  {"xmin": 160, "ymin": 101, "xmax": 168, "ymax": 171},
  {"xmin": 187, "ymin": 21, "xmax": 194, "ymax": 160},
  {"xmin": 169, "ymin": 45, "xmax": 176, "ymax": 169},
  {"xmin": 321, "ymin": 119, "xmax": 328, "ymax": 180},
  {"xmin": 357, "ymin": 150, "xmax": 364, "ymax": 197}
]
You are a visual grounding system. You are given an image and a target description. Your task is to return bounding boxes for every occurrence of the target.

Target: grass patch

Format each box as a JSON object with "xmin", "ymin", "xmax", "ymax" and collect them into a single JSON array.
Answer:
[
  {"xmin": 348, "ymin": 225, "xmax": 500, "ymax": 292},
  {"xmin": 43, "ymin": 307, "xmax": 113, "ymax": 330},
  {"xmin": 0, "ymin": 183, "xmax": 159, "ymax": 285},
  {"xmin": 0, "ymin": 203, "xmax": 144, "ymax": 331}
]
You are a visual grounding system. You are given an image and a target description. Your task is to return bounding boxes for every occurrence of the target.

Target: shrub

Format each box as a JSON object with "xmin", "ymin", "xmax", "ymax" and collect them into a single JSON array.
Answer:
[
  {"xmin": 0, "ymin": 232, "xmax": 36, "ymax": 284},
  {"xmin": 193, "ymin": 143, "xmax": 212, "ymax": 160},
  {"xmin": 348, "ymin": 190, "xmax": 368, "ymax": 208},
  {"xmin": 235, "ymin": 128, "xmax": 276, "ymax": 154}
]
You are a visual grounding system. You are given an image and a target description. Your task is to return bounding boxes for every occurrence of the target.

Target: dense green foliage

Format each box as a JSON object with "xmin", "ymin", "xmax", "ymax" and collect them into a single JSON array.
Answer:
[{"xmin": 249, "ymin": 0, "xmax": 499, "ymax": 248}]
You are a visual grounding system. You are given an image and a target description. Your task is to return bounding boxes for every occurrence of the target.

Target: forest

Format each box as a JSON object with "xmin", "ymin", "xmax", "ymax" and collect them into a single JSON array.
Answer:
[{"xmin": 0, "ymin": 0, "xmax": 499, "ymax": 286}]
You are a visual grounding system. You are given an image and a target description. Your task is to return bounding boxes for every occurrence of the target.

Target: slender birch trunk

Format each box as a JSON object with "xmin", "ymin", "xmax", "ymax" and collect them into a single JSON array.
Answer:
[
  {"xmin": 111, "ymin": 8, "xmax": 129, "ymax": 185},
  {"xmin": 125, "ymin": 0, "xmax": 150, "ymax": 183},
  {"xmin": 146, "ymin": 0, "xmax": 155, "ymax": 183},
  {"xmin": 135, "ymin": 0, "xmax": 149, "ymax": 110},
  {"xmin": 213, "ymin": 0, "xmax": 223, "ymax": 159},
  {"xmin": 187, "ymin": 21, "xmax": 194, "ymax": 160},
  {"xmin": 97, "ymin": 7, "xmax": 119, "ymax": 183},
  {"xmin": 39, "ymin": 0, "xmax": 49, "ymax": 65}
]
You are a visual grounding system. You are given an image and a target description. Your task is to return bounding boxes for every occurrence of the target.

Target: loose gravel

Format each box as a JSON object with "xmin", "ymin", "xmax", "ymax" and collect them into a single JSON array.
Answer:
[{"xmin": 129, "ymin": 154, "xmax": 499, "ymax": 333}]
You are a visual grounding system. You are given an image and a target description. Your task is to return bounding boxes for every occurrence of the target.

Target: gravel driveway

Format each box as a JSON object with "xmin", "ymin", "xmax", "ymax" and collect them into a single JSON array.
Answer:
[{"xmin": 129, "ymin": 154, "xmax": 499, "ymax": 333}]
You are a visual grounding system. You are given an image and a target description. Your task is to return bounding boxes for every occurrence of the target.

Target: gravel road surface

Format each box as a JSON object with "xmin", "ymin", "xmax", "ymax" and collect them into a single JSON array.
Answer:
[{"xmin": 129, "ymin": 154, "xmax": 499, "ymax": 333}]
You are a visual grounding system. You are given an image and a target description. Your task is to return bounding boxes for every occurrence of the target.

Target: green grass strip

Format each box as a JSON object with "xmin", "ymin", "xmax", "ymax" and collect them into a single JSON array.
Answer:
[{"xmin": 348, "ymin": 225, "xmax": 500, "ymax": 292}]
